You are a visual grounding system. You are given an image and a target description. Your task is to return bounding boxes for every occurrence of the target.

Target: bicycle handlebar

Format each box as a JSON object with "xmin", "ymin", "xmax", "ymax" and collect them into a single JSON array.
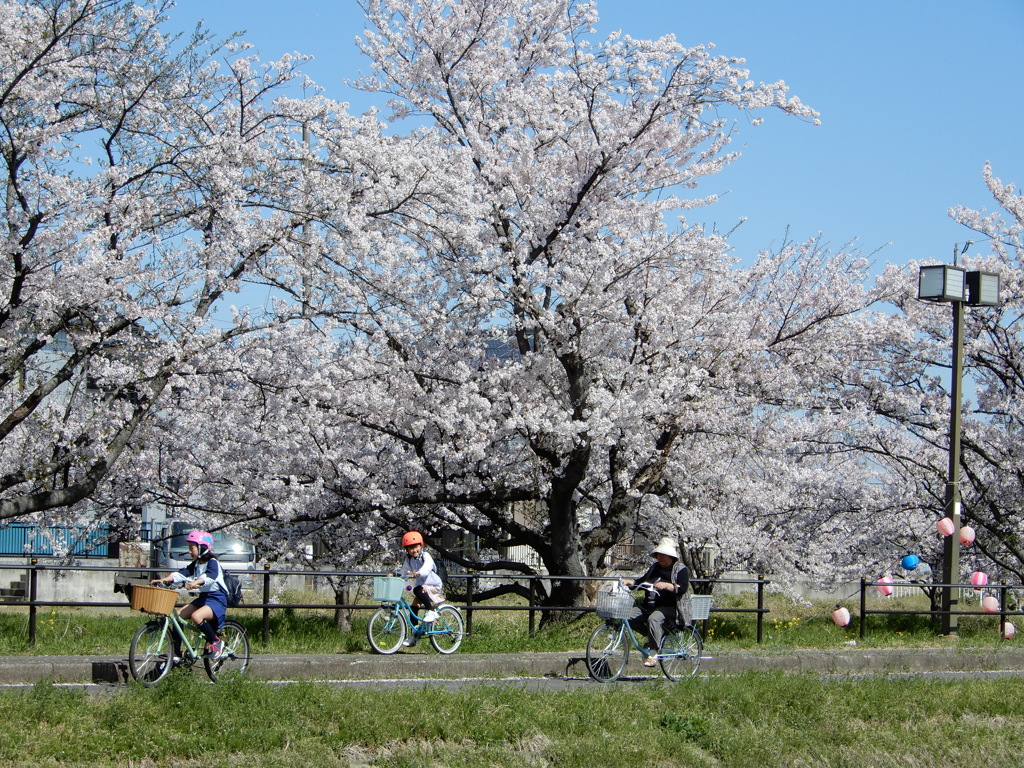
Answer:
[
  {"xmin": 148, "ymin": 582, "xmax": 199, "ymax": 596},
  {"xmin": 619, "ymin": 579, "xmax": 658, "ymax": 595}
]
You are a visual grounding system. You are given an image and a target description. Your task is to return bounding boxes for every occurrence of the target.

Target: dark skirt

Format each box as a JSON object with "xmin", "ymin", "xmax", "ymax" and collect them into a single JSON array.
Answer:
[{"xmin": 189, "ymin": 590, "xmax": 228, "ymax": 629}]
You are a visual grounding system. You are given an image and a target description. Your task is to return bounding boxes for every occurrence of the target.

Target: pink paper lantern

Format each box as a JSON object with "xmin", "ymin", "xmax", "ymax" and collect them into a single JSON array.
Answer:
[
  {"xmin": 936, "ymin": 517, "xmax": 955, "ymax": 537},
  {"xmin": 1004, "ymin": 622, "xmax": 1016, "ymax": 640},
  {"xmin": 959, "ymin": 526, "xmax": 976, "ymax": 546},
  {"xmin": 875, "ymin": 575, "xmax": 894, "ymax": 596},
  {"xmin": 971, "ymin": 571, "xmax": 989, "ymax": 589},
  {"xmin": 832, "ymin": 606, "xmax": 851, "ymax": 627},
  {"xmin": 982, "ymin": 595, "xmax": 1000, "ymax": 613}
]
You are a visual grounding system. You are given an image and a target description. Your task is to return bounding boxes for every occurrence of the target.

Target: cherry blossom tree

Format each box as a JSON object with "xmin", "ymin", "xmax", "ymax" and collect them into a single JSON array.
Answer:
[
  {"xmin": 765, "ymin": 163, "xmax": 1024, "ymax": 606},
  {"xmin": 865, "ymin": 165, "xmax": 1024, "ymax": 584},
  {"xmin": 162, "ymin": 0, "xmax": 922, "ymax": 612},
  {"xmin": 9, "ymin": 0, "xmax": 982, "ymax": 615},
  {"xmin": 950, "ymin": 168, "xmax": 1024, "ymax": 576},
  {"xmin": 0, "ymin": 0, "xmax": 341, "ymax": 531}
]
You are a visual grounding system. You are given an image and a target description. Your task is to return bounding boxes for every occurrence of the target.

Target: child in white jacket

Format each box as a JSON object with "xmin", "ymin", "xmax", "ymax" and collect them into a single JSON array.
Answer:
[{"xmin": 398, "ymin": 531, "xmax": 444, "ymax": 644}]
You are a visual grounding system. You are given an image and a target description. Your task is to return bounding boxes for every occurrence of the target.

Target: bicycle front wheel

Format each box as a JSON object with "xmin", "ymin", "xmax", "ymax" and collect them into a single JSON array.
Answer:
[
  {"xmin": 204, "ymin": 619, "xmax": 251, "ymax": 682},
  {"xmin": 367, "ymin": 606, "xmax": 407, "ymax": 654},
  {"xmin": 658, "ymin": 624, "xmax": 703, "ymax": 680},
  {"xmin": 129, "ymin": 620, "xmax": 173, "ymax": 687},
  {"xmin": 429, "ymin": 605, "xmax": 465, "ymax": 654},
  {"xmin": 586, "ymin": 621, "xmax": 629, "ymax": 682}
]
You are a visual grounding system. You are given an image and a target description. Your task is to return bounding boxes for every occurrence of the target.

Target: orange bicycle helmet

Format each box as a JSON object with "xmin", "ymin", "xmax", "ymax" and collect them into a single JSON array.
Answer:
[{"xmin": 401, "ymin": 531, "xmax": 424, "ymax": 547}]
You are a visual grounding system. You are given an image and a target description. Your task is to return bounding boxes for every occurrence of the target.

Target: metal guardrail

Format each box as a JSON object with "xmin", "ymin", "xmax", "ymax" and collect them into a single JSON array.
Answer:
[{"xmin": 0, "ymin": 560, "xmax": 773, "ymax": 646}]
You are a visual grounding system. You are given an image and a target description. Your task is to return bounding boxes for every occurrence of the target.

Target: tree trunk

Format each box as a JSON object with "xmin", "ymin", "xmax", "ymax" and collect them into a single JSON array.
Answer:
[
  {"xmin": 536, "ymin": 467, "xmax": 590, "ymax": 624},
  {"xmin": 333, "ymin": 583, "xmax": 351, "ymax": 631}
]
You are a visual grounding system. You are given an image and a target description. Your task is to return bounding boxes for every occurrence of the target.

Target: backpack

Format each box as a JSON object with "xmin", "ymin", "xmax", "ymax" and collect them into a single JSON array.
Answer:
[{"xmin": 222, "ymin": 568, "xmax": 243, "ymax": 608}]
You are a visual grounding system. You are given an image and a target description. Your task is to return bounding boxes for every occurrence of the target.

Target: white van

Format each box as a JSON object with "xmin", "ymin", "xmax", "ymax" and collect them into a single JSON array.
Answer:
[{"xmin": 150, "ymin": 522, "xmax": 257, "ymax": 589}]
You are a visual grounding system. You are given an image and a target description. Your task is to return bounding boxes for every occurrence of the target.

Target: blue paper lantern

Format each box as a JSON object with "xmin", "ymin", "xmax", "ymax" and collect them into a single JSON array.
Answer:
[{"xmin": 900, "ymin": 554, "xmax": 920, "ymax": 571}]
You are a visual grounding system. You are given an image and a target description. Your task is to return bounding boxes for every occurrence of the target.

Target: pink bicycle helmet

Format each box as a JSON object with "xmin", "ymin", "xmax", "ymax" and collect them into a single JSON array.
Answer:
[{"xmin": 185, "ymin": 530, "xmax": 214, "ymax": 555}]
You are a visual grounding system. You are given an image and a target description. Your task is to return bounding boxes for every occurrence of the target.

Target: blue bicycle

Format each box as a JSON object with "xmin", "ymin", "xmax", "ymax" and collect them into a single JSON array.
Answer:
[{"xmin": 366, "ymin": 576, "xmax": 465, "ymax": 654}]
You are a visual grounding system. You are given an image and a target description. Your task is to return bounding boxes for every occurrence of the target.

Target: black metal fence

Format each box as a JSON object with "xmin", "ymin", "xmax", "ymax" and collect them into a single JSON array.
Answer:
[
  {"xmin": 859, "ymin": 577, "xmax": 1023, "ymax": 638},
  {"xmin": 0, "ymin": 560, "xmax": 772, "ymax": 646},
  {"xmin": 10, "ymin": 562, "xmax": 1021, "ymax": 648}
]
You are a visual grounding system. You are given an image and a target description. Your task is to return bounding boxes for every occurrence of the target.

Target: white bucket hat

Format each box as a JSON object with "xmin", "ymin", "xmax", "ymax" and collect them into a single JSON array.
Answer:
[{"xmin": 651, "ymin": 536, "xmax": 680, "ymax": 560}]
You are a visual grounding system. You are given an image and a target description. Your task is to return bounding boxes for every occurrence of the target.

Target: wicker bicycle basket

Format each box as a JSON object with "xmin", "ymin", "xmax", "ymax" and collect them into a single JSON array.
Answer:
[
  {"xmin": 373, "ymin": 576, "xmax": 406, "ymax": 602},
  {"xmin": 129, "ymin": 584, "xmax": 177, "ymax": 615},
  {"xmin": 595, "ymin": 590, "xmax": 635, "ymax": 620},
  {"xmin": 690, "ymin": 595, "xmax": 714, "ymax": 621}
]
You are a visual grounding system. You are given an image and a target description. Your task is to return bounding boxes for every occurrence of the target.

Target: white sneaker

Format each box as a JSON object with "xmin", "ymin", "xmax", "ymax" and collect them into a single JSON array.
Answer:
[
  {"xmin": 403, "ymin": 635, "xmax": 419, "ymax": 647},
  {"xmin": 423, "ymin": 610, "xmax": 439, "ymax": 623}
]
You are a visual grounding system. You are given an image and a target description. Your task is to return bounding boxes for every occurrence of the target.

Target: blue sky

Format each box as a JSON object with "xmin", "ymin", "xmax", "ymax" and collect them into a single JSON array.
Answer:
[{"xmin": 169, "ymin": 0, "xmax": 1023, "ymax": 271}]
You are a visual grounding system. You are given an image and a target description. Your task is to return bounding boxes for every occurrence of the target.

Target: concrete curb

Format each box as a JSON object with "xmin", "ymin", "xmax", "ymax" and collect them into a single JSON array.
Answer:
[
  {"xmin": 709, "ymin": 647, "xmax": 1024, "ymax": 675},
  {"xmin": 3, "ymin": 647, "xmax": 1024, "ymax": 685}
]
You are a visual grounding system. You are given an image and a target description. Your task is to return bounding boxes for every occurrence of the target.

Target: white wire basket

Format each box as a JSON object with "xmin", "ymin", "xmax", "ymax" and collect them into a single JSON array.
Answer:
[
  {"xmin": 690, "ymin": 595, "xmax": 714, "ymax": 621},
  {"xmin": 595, "ymin": 590, "xmax": 635, "ymax": 620}
]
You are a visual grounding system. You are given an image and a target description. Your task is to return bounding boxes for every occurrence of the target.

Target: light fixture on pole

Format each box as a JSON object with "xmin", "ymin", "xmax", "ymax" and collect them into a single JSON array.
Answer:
[
  {"xmin": 917, "ymin": 261, "xmax": 1000, "ymax": 635},
  {"xmin": 918, "ymin": 264, "xmax": 966, "ymax": 303}
]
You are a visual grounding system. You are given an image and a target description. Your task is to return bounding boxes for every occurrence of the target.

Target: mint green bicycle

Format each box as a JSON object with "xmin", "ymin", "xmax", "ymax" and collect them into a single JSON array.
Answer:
[{"xmin": 127, "ymin": 584, "xmax": 251, "ymax": 686}]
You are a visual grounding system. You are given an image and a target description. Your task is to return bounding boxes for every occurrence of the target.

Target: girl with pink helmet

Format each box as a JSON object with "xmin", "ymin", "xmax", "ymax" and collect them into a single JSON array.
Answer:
[{"xmin": 151, "ymin": 529, "xmax": 229, "ymax": 657}]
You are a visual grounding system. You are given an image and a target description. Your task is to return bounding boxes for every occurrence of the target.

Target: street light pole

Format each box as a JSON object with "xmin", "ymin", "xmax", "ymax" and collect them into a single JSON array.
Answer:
[
  {"xmin": 917, "ymin": 262, "xmax": 1000, "ymax": 637},
  {"xmin": 940, "ymin": 299, "xmax": 964, "ymax": 635}
]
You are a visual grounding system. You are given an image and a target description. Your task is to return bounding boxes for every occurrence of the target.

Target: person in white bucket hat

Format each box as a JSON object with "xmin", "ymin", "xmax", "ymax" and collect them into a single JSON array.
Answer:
[
  {"xmin": 622, "ymin": 536, "xmax": 689, "ymax": 666},
  {"xmin": 651, "ymin": 536, "xmax": 680, "ymax": 560}
]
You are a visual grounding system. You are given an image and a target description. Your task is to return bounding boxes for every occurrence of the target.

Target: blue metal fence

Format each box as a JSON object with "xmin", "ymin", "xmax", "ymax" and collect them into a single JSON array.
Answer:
[{"xmin": 0, "ymin": 524, "xmax": 110, "ymax": 557}]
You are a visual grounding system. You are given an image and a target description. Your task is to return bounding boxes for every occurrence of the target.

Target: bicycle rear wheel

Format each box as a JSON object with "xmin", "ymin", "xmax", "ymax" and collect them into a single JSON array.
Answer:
[
  {"xmin": 658, "ymin": 624, "xmax": 703, "ymax": 680},
  {"xmin": 586, "ymin": 622, "xmax": 629, "ymax": 682},
  {"xmin": 204, "ymin": 619, "xmax": 251, "ymax": 682},
  {"xmin": 129, "ymin": 620, "xmax": 173, "ymax": 686},
  {"xmin": 367, "ymin": 605, "xmax": 407, "ymax": 654},
  {"xmin": 429, "ymin": 605, "xmax": 464, "ymax": 654}
]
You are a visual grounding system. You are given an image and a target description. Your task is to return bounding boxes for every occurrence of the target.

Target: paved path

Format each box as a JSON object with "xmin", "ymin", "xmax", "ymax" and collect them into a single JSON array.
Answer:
[{"xmin": 3, "ymin": 646, "xmax": 1024, "ymax": 686}]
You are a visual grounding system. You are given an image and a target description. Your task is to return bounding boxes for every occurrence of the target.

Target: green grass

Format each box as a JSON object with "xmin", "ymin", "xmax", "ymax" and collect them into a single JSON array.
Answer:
[
  {"xmin": 0, "ymin": 589, "xmax": 1016, "ymax": 656},
  {"xmin": 1, "ymin": 671, "xmax": 1023, "ymax": 767}
]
